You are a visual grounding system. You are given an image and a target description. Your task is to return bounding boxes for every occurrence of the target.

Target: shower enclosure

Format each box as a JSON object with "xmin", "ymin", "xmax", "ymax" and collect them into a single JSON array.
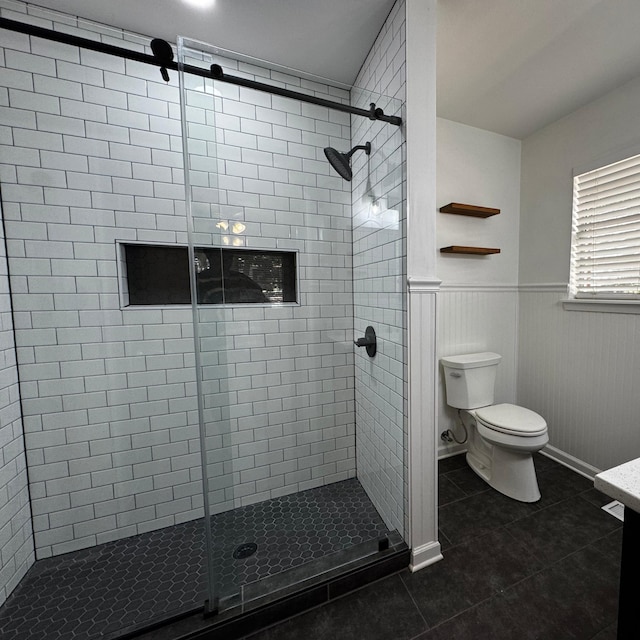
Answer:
[
  {"xmin": 0, "ymin": 8, "xmax": 407, "ymax": 638},
  {"xmin": 178, "ymin": 37, "xmax": 407, "ymax": 614}
]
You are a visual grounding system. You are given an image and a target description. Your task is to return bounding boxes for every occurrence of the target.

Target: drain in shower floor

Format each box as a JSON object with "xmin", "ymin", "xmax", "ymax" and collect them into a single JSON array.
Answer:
[{"xmin": 233, "ymin": 543, "xmax": 258, "ymax": 559}]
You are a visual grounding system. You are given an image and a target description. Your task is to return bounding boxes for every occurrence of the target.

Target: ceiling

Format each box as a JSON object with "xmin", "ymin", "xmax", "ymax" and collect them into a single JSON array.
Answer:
[
  {"xmin": 27, "ymin": 0, "xmax": 640, "ymax": 140},
  {"xmin": 30, "ymin": 0, "xmax": 397, "ymax": 87},
  {"xmin": 437, "ymin": 0, "xmax": 640, "ymax": 139}
]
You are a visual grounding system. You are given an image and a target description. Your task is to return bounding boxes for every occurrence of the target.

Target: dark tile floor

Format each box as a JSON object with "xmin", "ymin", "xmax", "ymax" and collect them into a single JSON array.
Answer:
[
  {"xmin": 0, "ymin": 478, "xmax": 389, "ymax": 640},
  {"xmin": 245, "ymin": 453, "xmax": 623, "ymax": 640}
]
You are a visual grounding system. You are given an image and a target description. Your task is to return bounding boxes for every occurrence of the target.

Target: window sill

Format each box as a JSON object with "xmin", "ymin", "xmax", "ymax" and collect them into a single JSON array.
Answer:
[{"xmin": 561, "ymin": 299, "xmax": 640, "ymax": 314}]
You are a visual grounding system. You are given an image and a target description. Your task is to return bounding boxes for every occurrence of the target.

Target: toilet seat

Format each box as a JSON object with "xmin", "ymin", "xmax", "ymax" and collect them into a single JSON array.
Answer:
[{"xmin": 475, "ymin": 403, "xmax": 547, "ymax": 437}]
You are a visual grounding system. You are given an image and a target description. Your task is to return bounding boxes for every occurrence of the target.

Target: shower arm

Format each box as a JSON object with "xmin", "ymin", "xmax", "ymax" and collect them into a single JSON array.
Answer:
[
  {"xmin": 0, "ymin": 17, "xmax": 403, "ymax": 127},
  {"xmin": 345, "ymin": 143, "xmax": 371, "ymax": 159}
]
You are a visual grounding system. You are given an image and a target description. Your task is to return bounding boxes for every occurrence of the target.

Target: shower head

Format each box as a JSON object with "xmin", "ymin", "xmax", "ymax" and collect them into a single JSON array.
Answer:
[{"xmin": 324, "ymin": 142, "xmax": 371, "ymax": 181}]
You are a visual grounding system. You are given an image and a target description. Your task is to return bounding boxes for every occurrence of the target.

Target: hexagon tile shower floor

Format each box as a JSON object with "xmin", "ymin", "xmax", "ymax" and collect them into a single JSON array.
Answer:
[{"xmin": 0, "ymin": 478, "xmax": 390, "ymax": 640}]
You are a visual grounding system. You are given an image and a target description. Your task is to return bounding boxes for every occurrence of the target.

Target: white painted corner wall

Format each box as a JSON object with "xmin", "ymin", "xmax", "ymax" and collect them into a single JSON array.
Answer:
[
  {"xmin": 406, "ymin": 0, "xmax": 441, "ymax": 570},
  {"xmin": 437, "ymin": 118, "xmax": 521, "ymax": 286},
  {"xmin": 436, "ymin": 76, "xmax": 640, "ymax": 477},
  {"xmin": 436, "ymin": 119, "xmax": 521, "ymax": 457},
  {"xmin": 435, "ymin": 71, "xmax": 640, "ymax": 477},
  {"xmin": 519, "ymin": 72, "xmax": 640, "ymax": 473}
]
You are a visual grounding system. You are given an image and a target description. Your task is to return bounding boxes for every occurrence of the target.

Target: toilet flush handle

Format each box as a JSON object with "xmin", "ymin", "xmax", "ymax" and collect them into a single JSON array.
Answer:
[{"xmin": 449, "ymin": 371, "xmax": 462, "ymax": 378}]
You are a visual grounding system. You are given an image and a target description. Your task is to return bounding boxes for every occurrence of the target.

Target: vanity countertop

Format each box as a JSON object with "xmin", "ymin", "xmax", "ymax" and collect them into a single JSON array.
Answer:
[{"xmin": 595, "ymin": 457, "xmax": 640, "ymax": 514}]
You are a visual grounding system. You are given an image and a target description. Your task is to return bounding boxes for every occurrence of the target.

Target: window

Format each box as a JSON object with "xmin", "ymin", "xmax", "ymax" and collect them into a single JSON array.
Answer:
[
  {"xmin": 124, "ymin": 244, "xmax": 297, "ymax": 306},
  {"xmin": 570, "ymin": 153, "xmax": 640, "ymax": 299}
]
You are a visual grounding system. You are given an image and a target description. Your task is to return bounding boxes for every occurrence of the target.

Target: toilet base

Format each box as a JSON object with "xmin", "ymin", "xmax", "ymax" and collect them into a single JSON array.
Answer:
[{"xmin": 467, "ymin": 446, "xmax": 541, "ymax": 503}]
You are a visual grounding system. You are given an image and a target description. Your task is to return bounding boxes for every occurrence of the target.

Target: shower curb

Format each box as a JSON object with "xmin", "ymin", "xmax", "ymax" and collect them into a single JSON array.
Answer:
[
  {"xmin": 185, "ymin": 547, "xmax": 410, "ymax": 640},
  {"xmin": 115, "ymin": 544, "xmax": 410, "ymax": 640}
]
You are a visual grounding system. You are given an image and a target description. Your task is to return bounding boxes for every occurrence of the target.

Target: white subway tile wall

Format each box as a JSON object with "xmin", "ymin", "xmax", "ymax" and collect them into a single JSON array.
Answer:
[
  {"xmin": 0, "ymin": 196, "xmax": 35, "ymax": 606},
  {"xmin": 0, "ymin": 0, "xmax": 357, "ymax": 557},
  {"xmin": 179, "ymin": 43, "xmax": 356, "ymax": 513},
  {"xmin": 350, "ymin": 0, "xmax": 407, "ymax": 536}
]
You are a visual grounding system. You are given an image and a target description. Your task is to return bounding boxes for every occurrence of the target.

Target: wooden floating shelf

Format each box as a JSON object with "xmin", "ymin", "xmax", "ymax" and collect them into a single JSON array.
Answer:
[
  {"xmin": 440, "ymin": 246, "xmax": 501, "ymax": 255},
  {"xmin": 440, "ymin": 202, "xmax": 500, "ymax": 218}
]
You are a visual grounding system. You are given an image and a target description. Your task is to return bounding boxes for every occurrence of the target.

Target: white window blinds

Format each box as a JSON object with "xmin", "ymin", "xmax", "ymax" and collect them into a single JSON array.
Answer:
[{"xmin": 570, "ymin": 153, "xmax": 640, "ymax": 298}]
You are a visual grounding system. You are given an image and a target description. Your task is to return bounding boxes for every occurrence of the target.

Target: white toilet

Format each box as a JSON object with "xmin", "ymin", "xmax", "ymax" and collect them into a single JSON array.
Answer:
[{"xmin": 440, "ymin": 352, "xmax": 548, "ymax": 503}]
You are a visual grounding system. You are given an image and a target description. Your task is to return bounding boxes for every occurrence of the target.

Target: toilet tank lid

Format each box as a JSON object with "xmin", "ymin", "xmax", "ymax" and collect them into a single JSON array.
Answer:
[{"xmin": 441, "ymin": 352, "xmax": 501, "ymax": 369}]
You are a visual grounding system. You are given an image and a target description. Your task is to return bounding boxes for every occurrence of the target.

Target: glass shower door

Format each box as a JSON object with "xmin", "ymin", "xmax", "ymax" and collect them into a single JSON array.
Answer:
[
  {"xmin": 178, "ymin": 38, "xmax": 238, "ymax": 613},
  {"xmin": 178, "ymin": 37, "xmax": 406, "ymax": 615}
]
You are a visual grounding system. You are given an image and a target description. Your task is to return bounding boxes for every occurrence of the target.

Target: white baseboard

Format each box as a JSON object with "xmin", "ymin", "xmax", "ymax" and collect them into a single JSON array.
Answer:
[
  {"xmin": 539, "ymin": 444, "xmax": 601, "ymax": 480},
  {"xmin": 437, "ymin": 441, "xmax": 599, "ymax": 480},
  {"xmin": 409, "ymin": 541, "xmax": 443, "ymax": 572},
  {"xmin": 438, "ymin": 443, "xmax": 467, "ymax": 459}
]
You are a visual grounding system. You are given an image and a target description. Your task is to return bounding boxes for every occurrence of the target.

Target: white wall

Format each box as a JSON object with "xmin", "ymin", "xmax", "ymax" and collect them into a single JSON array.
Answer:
[
  {"xmin": 405, "ymin": 0, "xmax": 439, "ymax": 569},
  {"xmin": 519, "ymin": 73, "xmax": 640, "ymax": 472},
  {"xmin": 0, "ymin": 0, "xmax": 355, "ymax": 557},
  {"xmin": 352, "ymin": 0, "xmax": 406, "ymax": 536},
  {"xmin": 0, "ymin": 199, "xmax": 34, "ymax": 606},
  {"xmin": 437, "ymin": 119, "xmax": 521, "ymax": 286},
  {"xmin": 436, "ymin": 119, "xmax": 521, "ymax": 455}
]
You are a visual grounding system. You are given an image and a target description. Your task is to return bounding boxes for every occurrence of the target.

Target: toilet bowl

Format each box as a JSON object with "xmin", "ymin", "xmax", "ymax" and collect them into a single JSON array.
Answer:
[{"xmin": 441, "ymin": 353, "xmax": 548, "ymax": 503}]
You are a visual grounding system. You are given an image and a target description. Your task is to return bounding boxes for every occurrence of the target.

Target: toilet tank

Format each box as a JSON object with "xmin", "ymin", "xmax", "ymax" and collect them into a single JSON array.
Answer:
[{"xmin": 440, "ymin": 352, "xmax": 502, "ymax": 409}]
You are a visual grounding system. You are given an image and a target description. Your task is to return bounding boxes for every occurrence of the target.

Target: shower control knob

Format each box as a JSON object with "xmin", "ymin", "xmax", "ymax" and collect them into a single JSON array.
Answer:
[{"xmin": 354, "ymin": 326, "xmax": 376, "ymax": 357}]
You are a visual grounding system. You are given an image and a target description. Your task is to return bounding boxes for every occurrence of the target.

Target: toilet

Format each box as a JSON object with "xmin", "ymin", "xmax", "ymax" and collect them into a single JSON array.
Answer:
[{"xmin": 440, "ymin": 352, "xmax": 548, "ymax": 503}]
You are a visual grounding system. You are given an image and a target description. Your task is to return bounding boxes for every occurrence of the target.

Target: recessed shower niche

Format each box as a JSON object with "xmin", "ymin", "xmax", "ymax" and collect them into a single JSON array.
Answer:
[{"xmin": 121, "ymin": 244, "xmax": 298, "ymax": 305}]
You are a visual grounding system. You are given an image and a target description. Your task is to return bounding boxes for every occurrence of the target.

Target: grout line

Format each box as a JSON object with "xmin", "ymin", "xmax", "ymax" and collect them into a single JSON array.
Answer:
[
  {"xmin": 406, "ymin": 591, "xmax": 500, "ymax": 639},
  {"xmin": 399, "ymin": 571, "xmax": 430, "ymax": 635},
  {"xmin": 497, "ymin": 522, "xmax": 621, "ymax": 598}
]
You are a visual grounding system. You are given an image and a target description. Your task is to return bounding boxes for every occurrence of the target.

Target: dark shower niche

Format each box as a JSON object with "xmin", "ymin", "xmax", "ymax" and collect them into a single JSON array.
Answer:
[{"xmin": 123, "ymin": 244, "xmax": 297, "ymax": 305}]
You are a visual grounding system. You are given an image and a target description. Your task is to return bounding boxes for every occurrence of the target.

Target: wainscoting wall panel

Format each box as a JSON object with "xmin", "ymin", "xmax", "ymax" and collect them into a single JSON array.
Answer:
[
  {"xmin": 437, "ymin": 285, "xmax": 518, "ymax": 456},
  {"xmin": 518, "ymin": 286, "xmax": 640, "ymax": 472}
]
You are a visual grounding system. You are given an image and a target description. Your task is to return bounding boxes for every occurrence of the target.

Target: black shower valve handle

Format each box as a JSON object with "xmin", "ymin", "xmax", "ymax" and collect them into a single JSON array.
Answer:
[{"xmin": 354, "ymin": 326, "xmax": 377, "ymax": 357}]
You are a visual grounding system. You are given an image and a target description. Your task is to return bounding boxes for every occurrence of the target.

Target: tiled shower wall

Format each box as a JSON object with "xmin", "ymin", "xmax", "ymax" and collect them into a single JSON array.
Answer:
[
  {"xmin": 180, "ymin": 44, "xmax": 356, "ymax": 513},
  {"xmin": 0, "ymin": 0, "xmax": 201, "ymax": 558},
  {"xmin": 0, "ymin": 199, "xmax": 34, "ymax": 606},
  {"xmin": 0, "ymin": 0, "xmax": 355, "ymax": 557},
  {"xmin": 351, "ymin": 0, "xmax": 406, "ymax": 536}
]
